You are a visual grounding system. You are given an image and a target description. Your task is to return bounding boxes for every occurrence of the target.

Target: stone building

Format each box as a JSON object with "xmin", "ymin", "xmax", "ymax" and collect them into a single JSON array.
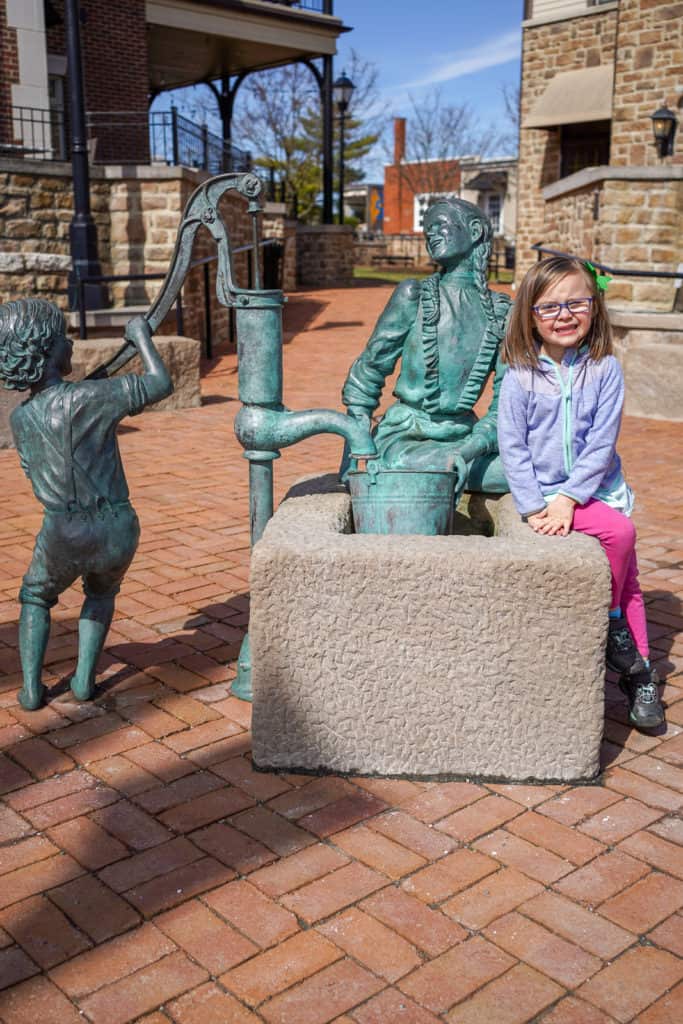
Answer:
[
  {"xmin": 517, "ymin": 0, "xmax": 683, "ymax": 419},
  {"xmin": 376, "ymin": 117, "xmax": 516, "ymax": 269}
]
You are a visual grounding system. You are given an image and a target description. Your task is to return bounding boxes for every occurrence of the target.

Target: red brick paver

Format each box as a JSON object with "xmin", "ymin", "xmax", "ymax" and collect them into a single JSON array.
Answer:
[{"xmin": 0, "ymin": 284, "xmax": 681, "ymax": 1021}]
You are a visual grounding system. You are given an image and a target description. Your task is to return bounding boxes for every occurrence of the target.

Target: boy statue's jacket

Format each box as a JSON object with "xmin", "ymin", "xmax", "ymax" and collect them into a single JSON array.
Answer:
[{"xmin": 497, "ymin": 349, "xmax": 625, "ymax": 517}]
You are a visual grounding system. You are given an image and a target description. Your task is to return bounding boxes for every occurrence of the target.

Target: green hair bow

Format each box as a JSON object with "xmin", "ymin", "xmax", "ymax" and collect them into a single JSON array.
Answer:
[{"xmin": 585, "ymin": 260, "xmax": 612, "ymax": 292}]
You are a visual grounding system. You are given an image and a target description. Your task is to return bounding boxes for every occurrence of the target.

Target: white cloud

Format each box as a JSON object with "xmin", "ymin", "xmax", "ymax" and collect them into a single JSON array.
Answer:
[{"xmin": 397, "ymin": 29, "xmax": 521, "ymax": 91}]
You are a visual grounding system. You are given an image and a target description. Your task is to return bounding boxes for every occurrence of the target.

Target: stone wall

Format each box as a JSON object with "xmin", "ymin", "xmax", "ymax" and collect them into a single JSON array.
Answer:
[
  {"xmin": 261, "ymin": 205, "xmax": 297, "ymax": 292},
  {"xmin": 0, "ymin": 159, "xmax": 111, "ymax": 308},
  {"xmin": 517, "ymin": 5, "xmax": 618, "ymax": 276},
  {"xmin": 0, "ymin": 161, "xmax": 261, "ymax": 349},
  {"xmin": 296, "ymin": 224, "xmax": 354, "ymax": 288},
  {"xmin": 540, "ymin": 168, "xmax": 682, "ymax": 309},
  {"xmin": 610, "ymin": 310, "xmax": 683, "ymax": 420},
  {"xmin": 354, "ymin": 234, "xmax": 433, "ymax": 269},
  {"xmin": 610, "ymin": 0, "xmax": 683, "ymax": 169},
  {"xmin": 517, "ymin": 2, "xmax": 683, "ymax": 288}
]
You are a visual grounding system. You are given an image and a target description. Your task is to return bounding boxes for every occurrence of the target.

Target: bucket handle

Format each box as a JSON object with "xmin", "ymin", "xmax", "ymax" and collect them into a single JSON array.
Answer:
[{"xmin": 354, "ymin": 457, "xmax": 381, "ymax": 484}]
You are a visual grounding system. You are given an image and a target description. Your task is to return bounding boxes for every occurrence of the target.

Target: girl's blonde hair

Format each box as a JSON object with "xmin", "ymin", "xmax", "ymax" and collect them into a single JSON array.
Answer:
[{"xmin": 502, "ymin": 255, "xmax": 613, "ymax": 368}]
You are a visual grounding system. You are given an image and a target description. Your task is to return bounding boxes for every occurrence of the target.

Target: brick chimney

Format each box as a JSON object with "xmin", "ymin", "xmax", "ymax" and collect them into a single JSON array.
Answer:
[{"xmin": 394, "ymin": 117, "xmax": 406, "ymax": 164}]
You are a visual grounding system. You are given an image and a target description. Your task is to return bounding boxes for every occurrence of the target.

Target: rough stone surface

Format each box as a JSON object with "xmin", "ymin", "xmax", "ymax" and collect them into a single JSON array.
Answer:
[
  {"xmin": 69, "ymin": 336, "xmax": 201, "ymax": 414},
  {"xmin": 516, "ymin": 0, "xmax": 682, "ymax": 306},
  {"xmin": 251, "ymin": 480, "xmax": 611, "ymax": 783},
  {"xmin": 0, "ymin": 334, "xmax": 201, "ymax": 447},
  {"xmin": 296, "ymin": 225, "xmax": 355, "ymax": 288},
  {"xmin": 613, "ymin": 324, "xmax": 683, "ymax": 421}
]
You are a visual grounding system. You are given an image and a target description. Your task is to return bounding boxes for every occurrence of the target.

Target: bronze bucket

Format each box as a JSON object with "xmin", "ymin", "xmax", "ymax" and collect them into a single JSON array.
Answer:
[{"xmin": 348, "ymin": 462, "xmax": 458, "ymax": 535}]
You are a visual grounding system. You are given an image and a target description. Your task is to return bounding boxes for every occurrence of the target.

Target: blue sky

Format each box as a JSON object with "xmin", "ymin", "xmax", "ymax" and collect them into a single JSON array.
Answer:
[
  {"xmin": 335, "ymin": 0, "xmax": 523, "ymax": 174},
  {"xmin": 157, "ymin": 1, "xmax": 523, "ymax": 178}
]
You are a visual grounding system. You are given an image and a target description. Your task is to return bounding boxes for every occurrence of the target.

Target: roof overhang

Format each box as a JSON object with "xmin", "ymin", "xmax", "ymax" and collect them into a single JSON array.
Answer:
[
  {"xmin": 146, "ymin": 0, "xmax": 349, "ymax": 90},
  {"xmin": 464, "ymin": 170, "xmax": 507, "ymax": 191},
  {"xmin": 523, "ymin": 65, "xmax": 613, "ymax": 129}
]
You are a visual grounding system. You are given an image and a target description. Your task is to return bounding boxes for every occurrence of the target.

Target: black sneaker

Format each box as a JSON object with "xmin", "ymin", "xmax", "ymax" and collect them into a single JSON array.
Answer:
[
  {"xmin": 606, "ymin": 617, "xmax": 647, "ymax": 676},
  {"xmin": 619, "ymin": 668, "xmax": 665, "ymax": 730}
]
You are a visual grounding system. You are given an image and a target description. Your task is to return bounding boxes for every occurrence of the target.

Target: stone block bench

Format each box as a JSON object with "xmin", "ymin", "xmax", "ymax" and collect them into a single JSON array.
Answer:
[{"xmin": 250, "ymin": 476, "xmax": 611, "ymax": 783}]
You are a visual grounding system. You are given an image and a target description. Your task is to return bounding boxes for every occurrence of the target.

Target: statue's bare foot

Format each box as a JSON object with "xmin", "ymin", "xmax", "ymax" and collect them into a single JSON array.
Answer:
[
  {"xmin": 70, "ymin": 675, "xmax": 95, "ymax": 702},
  {"xmin": 18, "ymin": 683, "xmax": 47, "ymax": 710}
]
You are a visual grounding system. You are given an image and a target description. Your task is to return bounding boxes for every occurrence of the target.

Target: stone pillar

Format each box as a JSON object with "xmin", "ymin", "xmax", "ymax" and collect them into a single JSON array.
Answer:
[{"xmin": 296, "ymin": 224, "xmax": 354, "ymax": 288}]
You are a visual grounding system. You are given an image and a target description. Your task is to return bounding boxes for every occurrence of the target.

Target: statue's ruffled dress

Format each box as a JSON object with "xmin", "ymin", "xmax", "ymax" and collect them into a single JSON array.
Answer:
[{"xmin": 342, "ymin": 272, "xmax": 512, "ymax": 492}]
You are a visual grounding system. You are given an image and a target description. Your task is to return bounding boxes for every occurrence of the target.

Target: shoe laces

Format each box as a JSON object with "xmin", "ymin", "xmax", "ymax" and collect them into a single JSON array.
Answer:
[
  {"xmin": 611, "ymin": 627, "xmax": 634, "ymax": 652},
  {"xmin": 635, "ymin": 682, "xmax": 659, "ymax": 705}
]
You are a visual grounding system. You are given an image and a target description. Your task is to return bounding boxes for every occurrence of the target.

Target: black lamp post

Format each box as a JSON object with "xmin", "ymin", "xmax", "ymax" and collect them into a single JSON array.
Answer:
[
  {"xmin": 333, "ymin": 71, "xmax": 354, "ymax": 225},
  {"xmin": 65, "ymin": 0, "xmax": 106, "ymax": 310},
  {"xmin": 650, "ymin": 105, "xmax": 677, "ymax": 158}
]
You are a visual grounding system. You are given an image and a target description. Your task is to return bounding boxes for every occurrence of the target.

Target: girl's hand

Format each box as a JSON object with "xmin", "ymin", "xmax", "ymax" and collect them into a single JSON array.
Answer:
[
  {"xmin": 534, "ymin": 495, "xmax": 576, "ymax": 536},
  {"xmin": 526, "ymin": 508, "xmax": 549, "ymax": 533}
]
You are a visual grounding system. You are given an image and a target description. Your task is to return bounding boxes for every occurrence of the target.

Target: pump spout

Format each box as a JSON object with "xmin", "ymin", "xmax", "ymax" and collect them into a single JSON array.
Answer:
[{"xmin": 234, "ymin": 405, "xmax": 377, "ymax": 459}]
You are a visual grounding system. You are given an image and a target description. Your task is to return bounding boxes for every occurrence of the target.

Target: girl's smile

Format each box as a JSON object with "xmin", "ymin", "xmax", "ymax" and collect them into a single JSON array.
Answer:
[{"xmin": 532, "ymin": 270, "xmax": 594, "ymax": 363}]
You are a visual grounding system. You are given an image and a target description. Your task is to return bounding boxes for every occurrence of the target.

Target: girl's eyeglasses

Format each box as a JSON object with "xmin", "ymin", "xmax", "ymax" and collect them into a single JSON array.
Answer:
[{"xmin": 532, "ymin": 297, "xmax": 594, "ymax": 320}]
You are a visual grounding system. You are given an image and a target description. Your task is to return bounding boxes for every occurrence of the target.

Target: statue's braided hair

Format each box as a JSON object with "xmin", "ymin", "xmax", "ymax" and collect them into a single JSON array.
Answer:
[
  {"xmin": 0, "ymin": 299, "xmax": 66, "ymax": 391},
  {"xmin": 421, "ymin": 199, "xmax": 506, "ymax": 414}
]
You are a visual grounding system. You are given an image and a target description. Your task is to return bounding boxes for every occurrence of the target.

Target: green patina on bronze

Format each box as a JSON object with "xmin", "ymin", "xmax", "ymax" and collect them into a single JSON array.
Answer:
[
  {"xmin": 1, "ymin": 304, "xmax": 172, "ymax": 711},
  {"xmin": 342, "ymin": 197, "xmax": 512, "ymax": 533},
  {"xmin": 2, "ymin": 172, "xmax": 378, "ymax": 707},
  {"xmin": 1, "ymin": 172, "xmax": 274, "ymax": 711}
]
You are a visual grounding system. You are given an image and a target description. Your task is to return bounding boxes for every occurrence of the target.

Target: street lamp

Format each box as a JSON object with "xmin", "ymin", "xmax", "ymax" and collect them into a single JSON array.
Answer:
[
  {"xmin": 65, "ymin": 0, "xmax": 106, "ymax": 310},
  {"xmin": 650, "ymin": 104, "xmax": 677, "ymax": 158},
  {"xmin": 333, "ymin": 71, "xmax": 354, "ymax": 225}
]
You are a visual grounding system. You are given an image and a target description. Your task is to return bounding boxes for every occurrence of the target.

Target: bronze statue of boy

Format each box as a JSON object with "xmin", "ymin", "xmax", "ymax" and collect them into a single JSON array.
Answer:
[{"xmin": 0, "ymin": 300, "xmax": 172, "ymax": 710}]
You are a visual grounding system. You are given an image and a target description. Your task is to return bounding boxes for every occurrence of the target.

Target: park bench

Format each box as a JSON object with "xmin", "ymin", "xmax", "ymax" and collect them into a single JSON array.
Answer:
[
  {"xmin": 370, "ymin": 253, "xmax": 415, "ymax": 268},
  {"xmin": 250, "ymin": 476, "xmax": 610, "ymax": 783}
]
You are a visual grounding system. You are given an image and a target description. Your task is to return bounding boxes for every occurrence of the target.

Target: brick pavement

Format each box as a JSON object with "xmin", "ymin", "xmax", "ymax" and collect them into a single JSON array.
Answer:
[{"xmin": 0, "ymin": 282, "xmax": 682, "ymax": 1023}]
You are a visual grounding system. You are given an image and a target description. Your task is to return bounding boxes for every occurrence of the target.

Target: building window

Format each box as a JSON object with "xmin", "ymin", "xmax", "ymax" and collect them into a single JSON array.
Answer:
[
  {"xmin": 413, "ymin": 191, "xmax": 458, "ymax": 232},
  {"xmin": 560, "ymin": 121, "xmax": 610, "ymax": 178},
  {"xmin": 486, "ymin": 194, "xmax": 502, "ymax": 234}
]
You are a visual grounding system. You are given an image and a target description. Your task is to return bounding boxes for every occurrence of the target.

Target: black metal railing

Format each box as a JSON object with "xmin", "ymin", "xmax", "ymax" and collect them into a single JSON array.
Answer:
[
  {"xmin": 0, "ymin": 105, "xmax": 67, "ymax": 160},
  {"xmin": 86, "ymin": 109, "xmax": 251, "ymax": 173},
  {"xmin": 0, "ymin": 104, "xmax": 251, "ymax": 173},
  {"xmin": 74, "ymin": 239, "xmax": 283, "ymax": 353},
  {"xmin": 532, "ymin": 243, "xmax": 681, "ymax": 281}
]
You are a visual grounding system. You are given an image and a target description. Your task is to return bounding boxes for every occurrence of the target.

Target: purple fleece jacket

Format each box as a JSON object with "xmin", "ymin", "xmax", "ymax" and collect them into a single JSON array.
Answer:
[{"xmin": 497, "ymin": 348, "xmax": 625, "ymax": 517}]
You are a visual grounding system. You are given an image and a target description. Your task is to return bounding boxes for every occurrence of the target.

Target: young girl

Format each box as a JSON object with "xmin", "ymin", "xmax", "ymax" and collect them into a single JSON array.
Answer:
[{"xmin": 497, "ymin": 255, "xmax": 664, "ymax": 731}]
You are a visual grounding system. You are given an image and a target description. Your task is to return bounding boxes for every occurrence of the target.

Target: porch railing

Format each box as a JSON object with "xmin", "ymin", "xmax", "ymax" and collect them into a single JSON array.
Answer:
[
  {"xmin": 0, "ymin": 105, "xmax": 67, "ymax": 161},
  {"xmin": 86, "ymin": 109, "xmax": 252, "ymax": 173},
  {"xmin": 531, "ymin": 243, "xmax": 682, "ymax": 280},
  {"xmin": 0, "ymin": 105, "xmax": 251, "ymax": 173}
]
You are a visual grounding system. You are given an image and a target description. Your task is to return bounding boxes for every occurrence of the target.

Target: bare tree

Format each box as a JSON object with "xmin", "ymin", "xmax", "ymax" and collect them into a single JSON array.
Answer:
[
  {"xmin": 232, "ymin": 51, "xmax": 384, "ymax": 221},
  {"xmin": 388, "ymin": 88, "xmax": 510, "ymax": 201},
  {"xmin": 155, "ymin": 53, "xmax": 384, "ymax": 222},
  {"xmin": 499, "ymin": 82, "xmax": 520, "ymax": 154}
]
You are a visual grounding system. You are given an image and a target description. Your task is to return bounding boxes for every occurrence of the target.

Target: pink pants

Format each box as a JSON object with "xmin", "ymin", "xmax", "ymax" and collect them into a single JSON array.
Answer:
[{"xmin": 573, "ymin": 498, "xmax": 648, "ymax": 658}]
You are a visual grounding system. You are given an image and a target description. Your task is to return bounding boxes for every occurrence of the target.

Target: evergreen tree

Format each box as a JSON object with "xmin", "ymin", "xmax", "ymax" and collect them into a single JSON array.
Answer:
[{"xmin": 233, "ymin": 51, "xmax": 383, "ymax": 222}]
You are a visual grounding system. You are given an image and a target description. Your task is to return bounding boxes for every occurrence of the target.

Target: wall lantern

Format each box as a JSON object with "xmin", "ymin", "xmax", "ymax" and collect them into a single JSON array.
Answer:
[{"xmin": 650, "ymin": 105, "xmax": 677, "ymax": 158}]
